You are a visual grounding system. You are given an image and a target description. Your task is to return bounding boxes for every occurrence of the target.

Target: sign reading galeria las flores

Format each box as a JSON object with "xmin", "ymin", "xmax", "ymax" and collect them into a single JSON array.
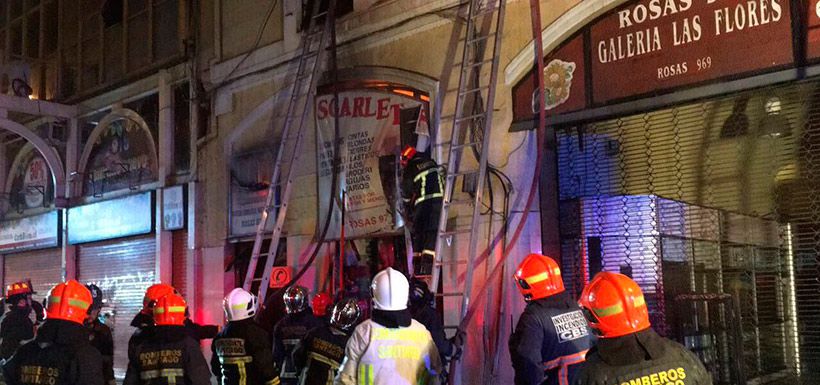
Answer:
[
  {"xmin": 513, "ymin": 0, "xmax": 805, "ymax": 121},
  {"xmin": 593, "ymin": 0, "xmax": 792, "ymax": 103}
]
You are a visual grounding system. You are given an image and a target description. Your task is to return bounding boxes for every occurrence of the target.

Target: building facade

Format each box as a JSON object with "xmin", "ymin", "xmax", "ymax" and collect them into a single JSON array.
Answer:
[{"xmin": 4, "ymin": 0, "xmax": 820, "ymax": 384}]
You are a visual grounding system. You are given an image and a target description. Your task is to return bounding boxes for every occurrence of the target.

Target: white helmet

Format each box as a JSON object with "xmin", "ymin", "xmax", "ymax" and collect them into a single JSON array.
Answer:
[
  {"xmin": 223, "ymin": 288, "xmax": 258, "ymax": 321},
  {"xmin": 371, "ymin": 268, "xmax": 409, "ymax": 311}
]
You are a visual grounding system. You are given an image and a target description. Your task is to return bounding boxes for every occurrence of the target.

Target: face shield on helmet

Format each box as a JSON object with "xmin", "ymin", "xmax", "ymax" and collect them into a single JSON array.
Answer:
[
  {"xmin": 223, "ymin": 288, "xmax": 258, "ymax": 322},
  {"xmin": 578, "ymin": 272, "xmax": 651, "ymax": 338},
  {"xmin": 283, "ymin": 286, "xmax": 309, "ymax": 314},
  {"xmin": 371, "ymin": 267, "xmax": 409, "ymax": 311},
  {"xmin": 330, "ymin": 299, "xmax": 361, "ymax": 332}
]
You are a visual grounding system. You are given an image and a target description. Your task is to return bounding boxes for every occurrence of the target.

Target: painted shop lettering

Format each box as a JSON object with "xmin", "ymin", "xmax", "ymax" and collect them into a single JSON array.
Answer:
[
  {"xmin": 618, "ymin": 0, "xmax": 693, "ymax": 28},
  {"xmin": 599, "ymin": 0, "xmax": 783, "ymax": 65},
  {"xmin": 712, "ymin": 0, "xmax": 783, "ymax": 35},
  {"xmin": 316, "ymin": 96, "xmax": 403, "ymax": 124}
]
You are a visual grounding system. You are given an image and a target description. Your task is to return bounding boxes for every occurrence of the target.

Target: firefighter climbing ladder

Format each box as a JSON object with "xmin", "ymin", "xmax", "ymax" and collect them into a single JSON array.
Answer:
[
  {"xmin": 430, "ymin": 0, "xmax": 507, "ymax": 325},
  {"xmin": 242, "ymin": 0, "xmax": 339, "ymax": 302}
]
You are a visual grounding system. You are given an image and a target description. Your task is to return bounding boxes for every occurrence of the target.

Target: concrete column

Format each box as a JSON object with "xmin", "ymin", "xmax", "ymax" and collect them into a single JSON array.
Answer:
[
  {"xmin": 156, "ymin": 71, "xmax": 174, "ymax": 284},
  {"xmin": 62, "ymin": 117, "xmax": 80, "ymax": 281}
]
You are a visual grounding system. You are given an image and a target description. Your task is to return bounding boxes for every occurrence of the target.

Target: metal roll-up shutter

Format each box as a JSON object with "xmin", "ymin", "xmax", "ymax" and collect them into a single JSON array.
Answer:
[
  {"xmin": 555, "ymin": 80, "xmax": 820, "ymax": 382},
  {"xmin": 172, "ymin": 230, "xmax": 188, "ymax": 298},
  {"xmin": 3, "ymin": 249, "xmax": 62, "ymax": 304},
  {"xmin": 77, "ymin": 236, "xmax": 155, "ymax": 381}
]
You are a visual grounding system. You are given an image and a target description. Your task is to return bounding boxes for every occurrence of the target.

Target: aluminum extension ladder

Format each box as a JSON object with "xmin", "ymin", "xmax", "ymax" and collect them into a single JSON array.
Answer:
[
  {"xmin": 430, "ymin": 0, "xmax": 507, "ymax": 333},
  {"xmin": 242, "ymin": 0, "xmax": 339, "ymax": 303}
]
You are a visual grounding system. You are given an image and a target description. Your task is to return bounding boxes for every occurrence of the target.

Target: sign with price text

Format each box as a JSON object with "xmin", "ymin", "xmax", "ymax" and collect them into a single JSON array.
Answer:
[{"xmin": 591, "ymin": 0, "xmax": 793, "ymax": 103}]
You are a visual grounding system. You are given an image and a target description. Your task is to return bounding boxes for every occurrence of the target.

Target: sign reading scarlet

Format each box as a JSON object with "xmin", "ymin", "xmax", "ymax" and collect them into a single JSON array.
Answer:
[{"xmin": 591, "ymin": 0, "xmax": 792, "ymax": 103}]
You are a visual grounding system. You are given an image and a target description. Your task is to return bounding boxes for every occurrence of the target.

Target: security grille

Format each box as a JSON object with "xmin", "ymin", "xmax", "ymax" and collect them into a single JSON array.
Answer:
[{"xmin": 556, "ymin": 79, "xmax": 820, "ymax": 384}]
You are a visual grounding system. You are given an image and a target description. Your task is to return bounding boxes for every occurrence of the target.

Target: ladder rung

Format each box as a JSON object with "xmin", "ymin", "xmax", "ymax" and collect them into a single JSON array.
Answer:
[
  {"xmin": 435, "ymin": 260, "xmax": 467, "ymax": 266},
  {"xmin": 440, "ymin": 229, "xmax": 471, "ymax": 237},
  {"xmin": 471, "ymin": 6, "xmax": 499, "ymax": 19},
  {"xmin": 455, "ymin": 112, "xmax": 487, "ymax": 123},
  {"xmin": 444, "ymin": 198, "xmax": 473, "ymax": 207},
  {"xmin": 451, "ymin": 141, "xmax": 480, "ymax": 150},
  {"xmin": 465, "ymin": 33, "xmax": 496, "ymax": 45},
  {"xmin": 447, "ymin": 169, "xmax": 479, "ymax": 178},
  {"xmin": 312, "ymin": 11, "xmax": 328, "ymax": 19},
  {"xmin": 437, "ymin": 292, "xmax": 464, "ymax": 297},
  {"xmin": 463, "ymin": 58, "xmax": 496, "ymax": 70},
  {"xmin": 460, "ymin": 85, "xmax": 490, "ymax": 96}
]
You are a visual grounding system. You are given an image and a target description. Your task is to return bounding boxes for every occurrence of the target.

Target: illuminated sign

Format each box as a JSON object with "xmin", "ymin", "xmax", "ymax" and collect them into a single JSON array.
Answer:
[
  {"xmin": 67, "ymin": 192, "xmax": 153, "ymax": 244},
  {"xmin": 0, "ymin": 211, "xmax": 59, "ymax": 253},
  {"xmin": 162, "ymin": 185, "xmax": 185, "ymax": 231}
]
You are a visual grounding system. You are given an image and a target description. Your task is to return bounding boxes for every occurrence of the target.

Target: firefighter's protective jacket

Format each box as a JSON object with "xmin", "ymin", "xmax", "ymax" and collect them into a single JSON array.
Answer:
[
  {"xmin": 401, "ymin": 157, "xmax": 443, "ymax": 208},
  {"xmin": 273, "ymin": 309, "xmax": 324, "ymax": 384},
  {"xmin": 2, "ymin": 319, "xmax": 103, "ymax": 385},
  {"xmin": 509, "ymin": 292, "xmax": 593, "ymax": 385},
  {"xmin": 123, "ymin": 325, "xmax": 211, "ymax": 385},
  {"xmin": 211, "ymin": 318, "xmax": 280, "ymax": 385},
  {"xmin": 293, "ymin": 325, "xmax": 350, "ymax": 385},
  {"xmin": 0, "ymin": 308, "xmax": 34, "ymax": 360},
  {"xmin": 573, "ymin": 329, "xmax": 712, "ymax": 385},
  {"xmin": 87, "ymin": 319, "xmax": 115, "ymax": 384},
  {"xmin": 334, "ymin": 319, "xmax": 442, "ymax": 385}
]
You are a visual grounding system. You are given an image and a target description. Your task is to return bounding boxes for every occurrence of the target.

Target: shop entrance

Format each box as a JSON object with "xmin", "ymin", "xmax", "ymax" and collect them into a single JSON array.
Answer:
[{"xmin": 555, "ymin": 79, "xmax": 820, "ymax": 383}]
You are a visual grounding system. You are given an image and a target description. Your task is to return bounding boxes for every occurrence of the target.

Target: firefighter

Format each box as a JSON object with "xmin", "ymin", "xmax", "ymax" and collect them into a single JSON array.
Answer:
[
  {"xmin": 124, "ymin": 292, "xmax": 210, "ymax": 385},
  {"xmin": 212, "ymin": 288, "xmax": 280, "ymax": 385},
  {"xmin": 85, "ymin": 284, "xmax": 115, "ymax": 385},
  {"xmin": 334, "ymin": 267, "xmax": 442, "ymax": 385},
  {"xmin": 273, "ymin": 286, "xmax": 324, "ymax": 385},
  {"xmin": 0, "ymin": 281, "xmax": 35, "ymax": 360},
  {"xmin": 574, "ymin": 272, "xmax": 712, "ymax": 385},
  {"xmin": 130, "ymin": 283, "xmax": 178, "ymax": 329},
  {"xmin": 509, "ymin": 254, "xmax": 593, "ymax": 385},
  {"xmin": 408, "ymin": 278, "xmax": 455, "ymax": 364},
  {"xmin": 2, "ymin": 280, "xmax": 103, "ymax": 385},
  {"xmin": 400, "ymin": 146, "xmax": 443, "ymax": 276},
  {"xmin": 294, "ymin": 299, "xmax": 361, "ymax": 385}
]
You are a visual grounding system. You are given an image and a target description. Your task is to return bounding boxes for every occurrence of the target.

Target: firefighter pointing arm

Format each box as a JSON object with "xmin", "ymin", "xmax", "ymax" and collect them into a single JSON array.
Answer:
[
  {"xmin": 509, "ymin": 254, "xmax": 593, "ymax": 385},
  {"xmin": 574, "ymin": 272, "xmax": 712, "ymax": 385},
  {"xmin": 400, "ymin": 146, "xmax": 444, "ymax": 276}
]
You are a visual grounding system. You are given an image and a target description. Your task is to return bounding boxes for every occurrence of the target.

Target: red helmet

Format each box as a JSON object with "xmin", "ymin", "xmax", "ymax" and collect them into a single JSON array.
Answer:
[
  {"xmin": 400, "ymin": 145, "xmax": 417, "ymax": 167},
  {"xmin": 142, "ymin": 283, "xmax": 178, "ymax": 315},
  {"xmin": 514, "ymin": 254, "xmax": 564, "ymax": 301},
  {"xmin": 579, "ymin": 272, "xmax": 650, "ymax": 338},
  {"xmin": 6, "ymin": 281, "xmax": 33, "ymax": 299},
  {"xmin": 153, "ymin": 293, "xmax": 187, "ymax": 326},
  {"xmin": 46, "ymin": 280, "xmax": 92, "ymax": 325},
  {"xmin": 312, "ymin": 292, "xmax": 332, "ymax": 317}
]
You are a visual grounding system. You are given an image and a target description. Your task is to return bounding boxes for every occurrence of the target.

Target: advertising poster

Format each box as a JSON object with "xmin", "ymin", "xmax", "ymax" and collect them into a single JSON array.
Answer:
[{"xmin": 315, "ymin": 89, "xmax": 429, "ymax": 239}]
